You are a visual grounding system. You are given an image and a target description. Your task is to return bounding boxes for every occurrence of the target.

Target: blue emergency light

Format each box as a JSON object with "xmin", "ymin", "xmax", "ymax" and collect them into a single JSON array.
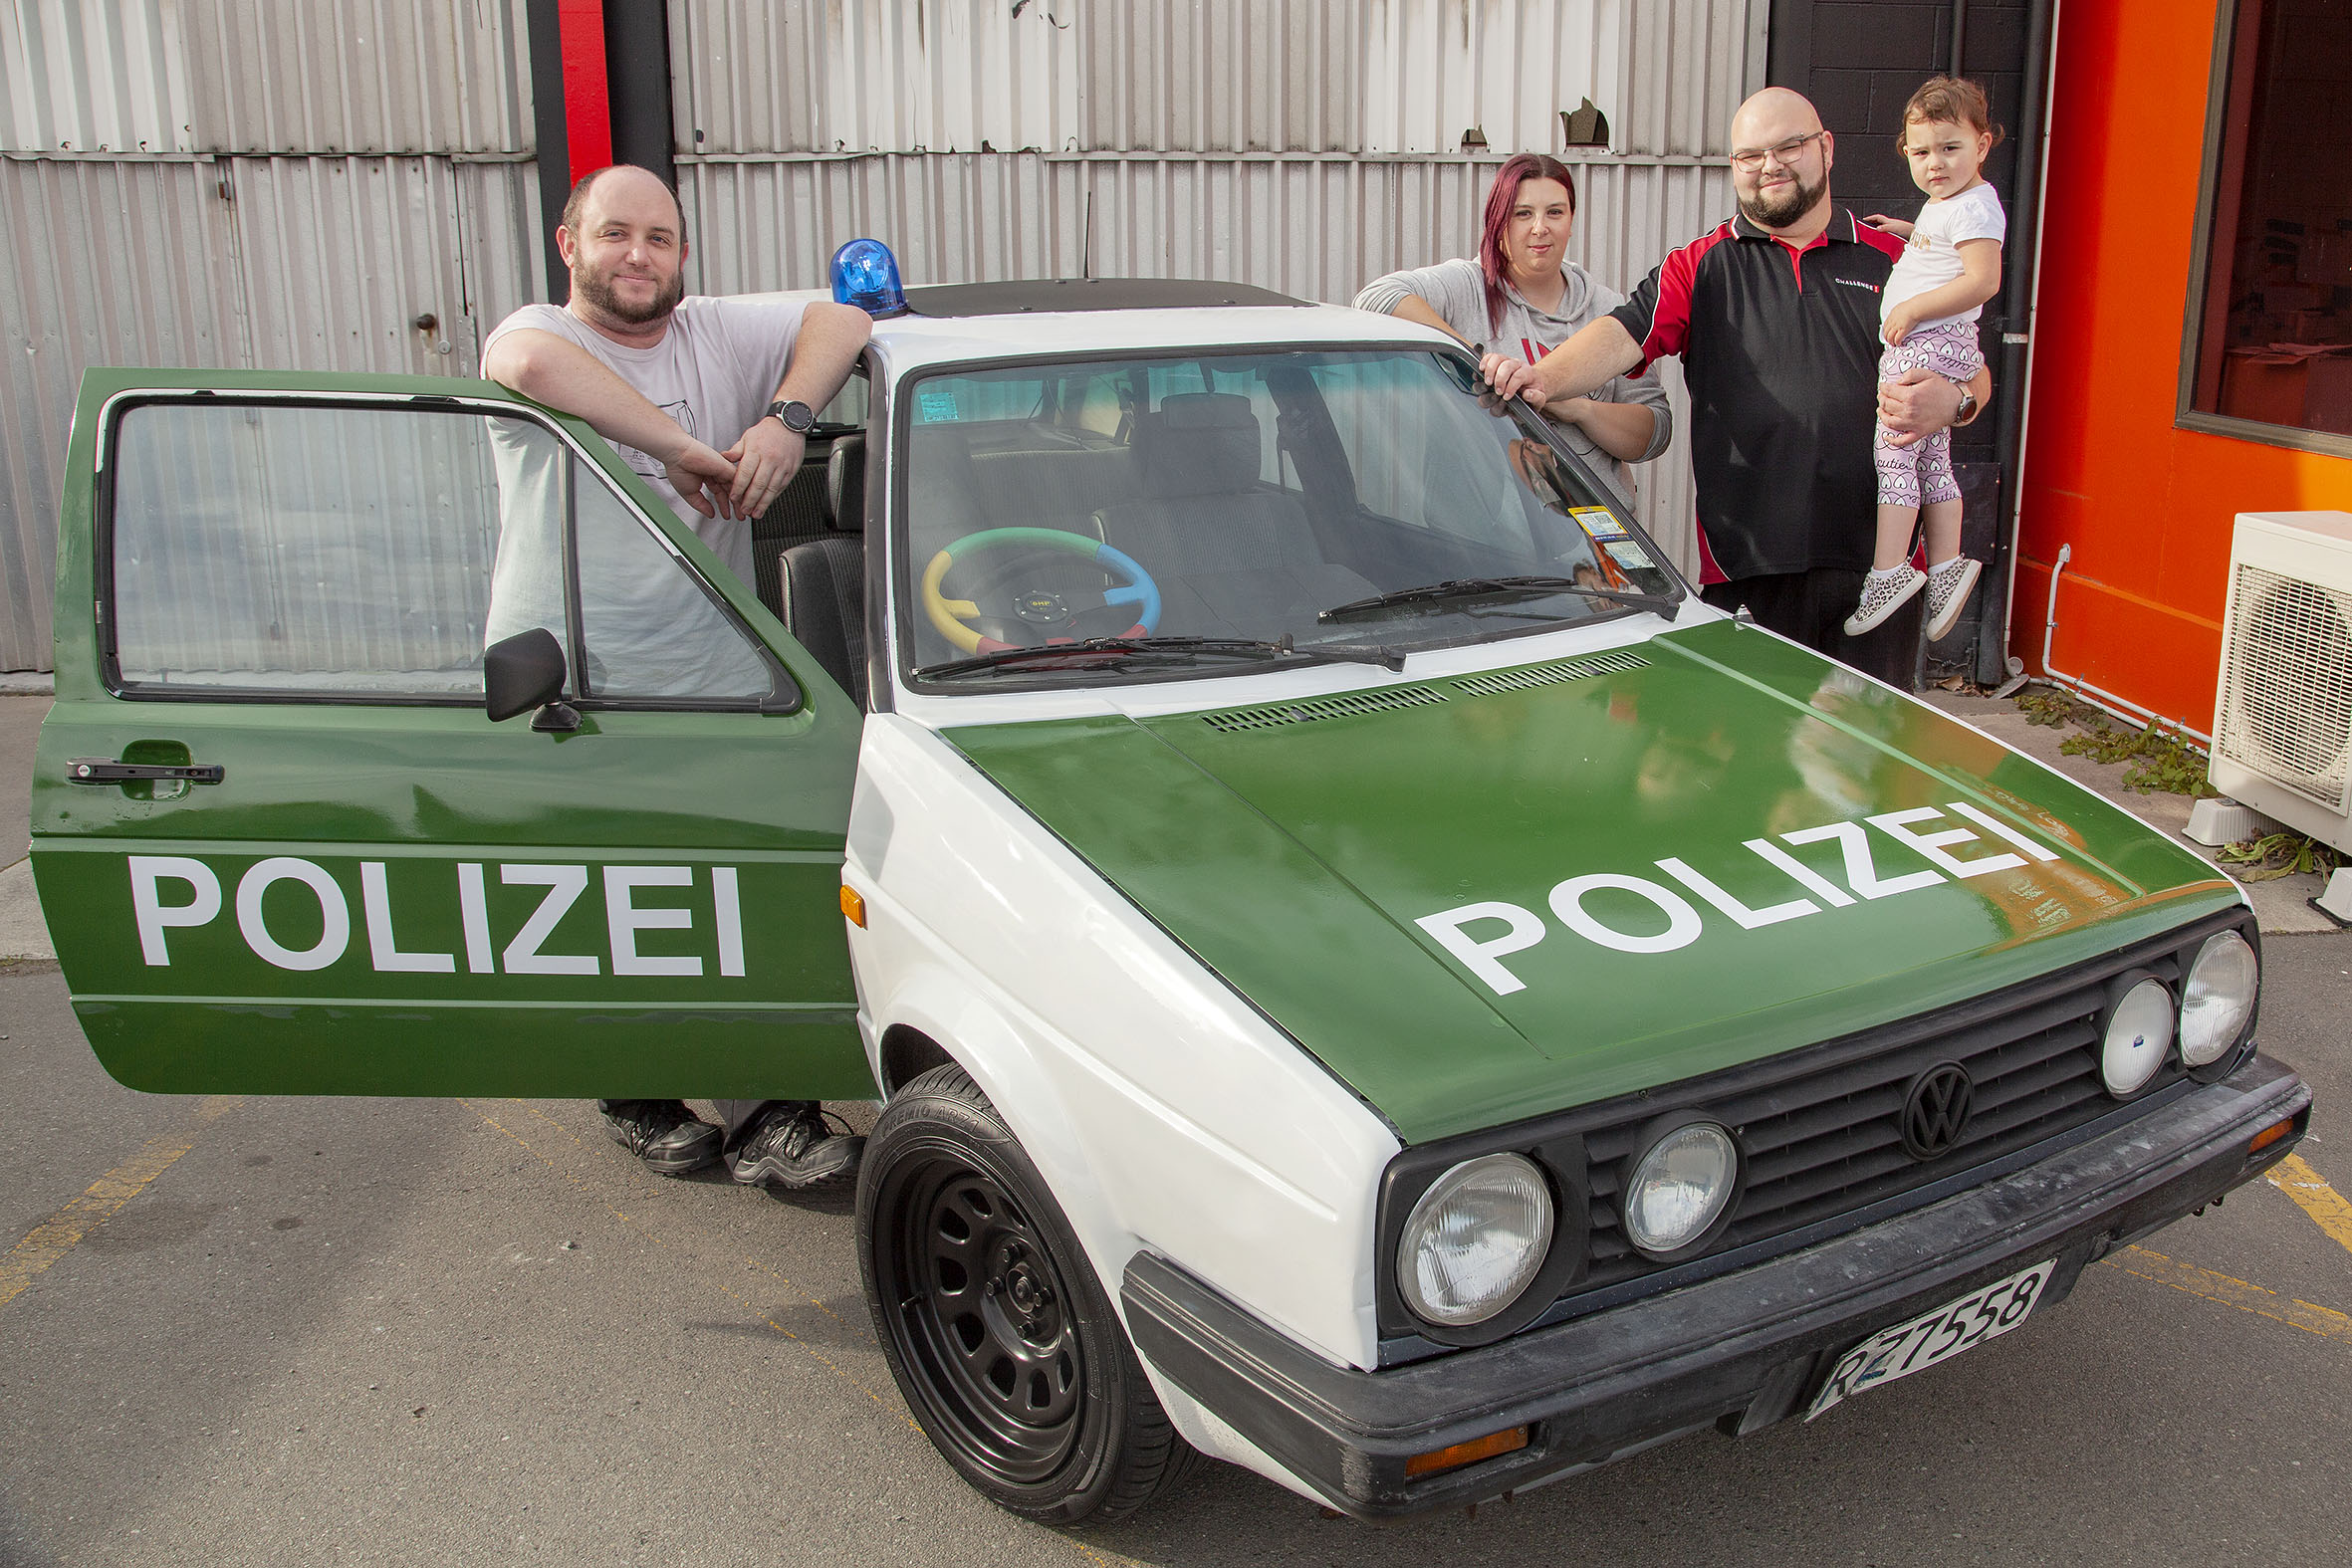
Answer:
[{"xmin": 831, "ymin": 239, "xmax": 909, "ymax": 319}]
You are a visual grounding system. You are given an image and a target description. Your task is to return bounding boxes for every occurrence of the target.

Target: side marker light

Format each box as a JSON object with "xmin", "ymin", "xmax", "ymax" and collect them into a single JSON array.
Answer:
[
  {"xmin": 1403, "ymin": 1425, "xmax": 1529, "ymax": 1478},
  {"xmin": 2247, "ymin": 1118, "xmax": 2296, "ymax": 1157},
  {"xmin": 839, "ymin": 885, "xmax": 867, "ymax": 928}
]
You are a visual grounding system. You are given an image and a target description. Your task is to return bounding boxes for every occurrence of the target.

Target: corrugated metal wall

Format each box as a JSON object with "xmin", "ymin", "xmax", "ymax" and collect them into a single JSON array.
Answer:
[
  {"xmin": 1, "ymin": 0, "xmax": 544, "ymax": 671},
  {"xmin": 1, "ymin": 0, "xmax": 532, "ymax": 154},
  {"xmin": 7, "ymin": 0, "xmax": 1766, "ymax": 670},
  {"xmin": 672, "ymin": 0, "xmax": 1766, "ymax": 576}
]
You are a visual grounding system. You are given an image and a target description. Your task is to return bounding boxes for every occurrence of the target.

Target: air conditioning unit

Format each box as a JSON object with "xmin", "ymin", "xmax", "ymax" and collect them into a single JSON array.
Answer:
[{"xmin": 2210, "ymin": 511, "xmax": 2352, "ymax": 854}]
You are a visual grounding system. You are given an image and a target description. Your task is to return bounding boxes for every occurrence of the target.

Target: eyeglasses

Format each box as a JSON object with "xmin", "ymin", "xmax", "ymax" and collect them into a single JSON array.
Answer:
[{"xmin": 1729, "ymin": 131, "xmax": 1824, "ymax": 172}]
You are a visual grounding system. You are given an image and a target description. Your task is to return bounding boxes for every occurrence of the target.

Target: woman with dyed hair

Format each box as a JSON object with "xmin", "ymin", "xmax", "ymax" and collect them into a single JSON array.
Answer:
[{"xmin": 1354, "ymin": 152, "xmax": 1671, "ymax": 501}]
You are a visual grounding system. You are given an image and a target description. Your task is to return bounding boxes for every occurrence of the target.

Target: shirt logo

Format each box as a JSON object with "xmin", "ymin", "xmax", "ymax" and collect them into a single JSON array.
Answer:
[{"xmin": 1833, "ymin": 277, "xmax": 1882, "ymax": 294}]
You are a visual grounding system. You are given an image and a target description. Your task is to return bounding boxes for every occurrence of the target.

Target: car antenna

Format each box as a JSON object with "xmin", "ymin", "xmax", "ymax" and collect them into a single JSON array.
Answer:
[{"xmin": 1081, "ymin": 188, "xmax": 1093, "ymax": 281}]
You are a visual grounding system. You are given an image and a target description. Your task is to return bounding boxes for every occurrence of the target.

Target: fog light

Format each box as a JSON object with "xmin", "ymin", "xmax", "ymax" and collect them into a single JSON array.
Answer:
[
  {"xmin": 2179, "ymin": 930, "xmax": 2257, "ymax": 1066},
  {"xmin": 2100, "ymin": 976, "xmax": 2175, "ymax": 1096},
  {"xmin": 1622, "ymin": 1122, "xmax": 1739, "ymax": 1258}
]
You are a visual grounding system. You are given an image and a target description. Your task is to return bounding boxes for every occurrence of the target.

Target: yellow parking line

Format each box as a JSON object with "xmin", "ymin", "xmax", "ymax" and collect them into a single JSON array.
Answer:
[
  {"xmin": 2101, "ymin": 1243, "xmax": 2352, "ymax": 1344},
  {"xmin": 0, "ymin": 1095, "xmax": 240, "ymax": 1310},
  {"xmin": 2266, "ymin": 1154, "xmax": 2352, "ymax": 1257}
]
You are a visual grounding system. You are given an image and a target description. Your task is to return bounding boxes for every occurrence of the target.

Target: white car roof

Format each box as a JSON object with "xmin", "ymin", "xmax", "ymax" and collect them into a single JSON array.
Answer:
[{"xmin": 740, "ymin": 282, "xmax": 1456, "ymax": 375}]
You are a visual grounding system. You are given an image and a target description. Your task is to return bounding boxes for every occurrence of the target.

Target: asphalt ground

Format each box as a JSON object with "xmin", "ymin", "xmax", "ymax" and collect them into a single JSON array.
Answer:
[
  {"xmin": 0, "ymin": 944, "xmax": 2344, "ymax": 1567},
  {"xmin": 3, "ymin": 686, "xmax": 2348, "ymax": 1564}
]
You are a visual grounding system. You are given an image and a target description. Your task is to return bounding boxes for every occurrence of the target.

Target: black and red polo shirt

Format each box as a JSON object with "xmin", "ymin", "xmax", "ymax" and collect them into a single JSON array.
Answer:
[{"xmin": 1608, "ymin": 207, "xmax": 1906, "ymax": 583}]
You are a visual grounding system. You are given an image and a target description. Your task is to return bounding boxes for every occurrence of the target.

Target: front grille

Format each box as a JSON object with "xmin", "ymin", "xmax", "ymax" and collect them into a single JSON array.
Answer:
[
  {"xmin": 1373, "ymin": 909, "xmax": 2253, "ymax": 1360},
  {"xmin": 1580, "ymin": 984, "xmax": 2136, "ymax": 1291}
]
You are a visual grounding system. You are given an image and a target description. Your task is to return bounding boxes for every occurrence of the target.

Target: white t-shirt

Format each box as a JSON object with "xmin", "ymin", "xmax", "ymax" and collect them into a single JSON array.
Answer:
[
  {"xmin": 1882, "ymin": 180, "xmax": 2006, "ymax": 330},
  {"xmin": 479, "ymin": 296, "xmax": 807, "ymax": 698},
  {"xmin": 482, "ymin": 296, "xmax": 808, "ymax": 581}
]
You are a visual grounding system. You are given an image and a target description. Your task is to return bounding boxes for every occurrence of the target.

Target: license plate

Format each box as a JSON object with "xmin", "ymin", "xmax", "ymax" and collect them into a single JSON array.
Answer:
[{"xmin": 1805, "ymin": 1257, "xmax": 2056, "ymax": 1421}]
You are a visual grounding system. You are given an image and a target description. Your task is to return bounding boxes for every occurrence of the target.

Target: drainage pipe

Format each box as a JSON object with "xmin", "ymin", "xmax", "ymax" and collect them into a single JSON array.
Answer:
[
  {"xmin": 1982, "ymin": 0, "xmax": 2062, "ymax": 685},
  {"xmin": 2039, "ymin": 545, "xmax": 2215, "ymax": 747}
]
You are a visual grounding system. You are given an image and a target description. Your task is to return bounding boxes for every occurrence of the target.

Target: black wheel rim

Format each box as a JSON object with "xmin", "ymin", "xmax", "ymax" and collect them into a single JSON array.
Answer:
[{"xmin": 878, "ymin": 1154, "xmax": 1084, "ymax": 1486}]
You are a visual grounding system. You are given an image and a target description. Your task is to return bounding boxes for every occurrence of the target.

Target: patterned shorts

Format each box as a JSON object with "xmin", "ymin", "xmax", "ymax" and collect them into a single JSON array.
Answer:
[{"xmin": 1874, "ymin": 319, "xmax": 1982, "ymax": 510}]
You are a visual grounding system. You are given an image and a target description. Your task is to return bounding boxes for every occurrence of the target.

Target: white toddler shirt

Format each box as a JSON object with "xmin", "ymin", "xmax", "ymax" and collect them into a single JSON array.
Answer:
[{"xmin": 1881, "ymin": 180, "xmax": 2006, "ymax": 331}]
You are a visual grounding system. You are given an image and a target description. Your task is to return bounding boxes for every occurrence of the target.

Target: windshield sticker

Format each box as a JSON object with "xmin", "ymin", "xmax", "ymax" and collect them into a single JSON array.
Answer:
[
  {"xmin": 125, "ymin": 855, "xmax": 748, "ymax": 978},
  {"xmin": 1602, "ymin": 538, "xmax": 1654, "ymax": 571},
  {"xmin": 916, "ymin": 386, "xmax": 961, "ymax": 423},
  {"xmin": 1414, "ymin": 802, "xmax": 2063, "ymax": 996},
  {"xmin": 1568, "ymin": 506, "xmax": 1629, "ymax": 544}
]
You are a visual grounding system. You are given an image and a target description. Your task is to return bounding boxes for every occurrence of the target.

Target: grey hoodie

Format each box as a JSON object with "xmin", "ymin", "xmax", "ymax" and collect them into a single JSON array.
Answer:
[{"xmin": 1353, "ymin": 257, "xmax": 1672, "ymax": 503}]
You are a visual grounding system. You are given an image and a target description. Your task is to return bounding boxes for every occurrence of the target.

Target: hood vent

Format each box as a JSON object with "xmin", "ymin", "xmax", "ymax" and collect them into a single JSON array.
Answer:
[
  {"xmin": 1448, "ymin": 650, "xmax": 1650, "ymax": 697},
  {"xmin": 1202, "ymin": 685, "xmax": 1449, "ymax": 733}
]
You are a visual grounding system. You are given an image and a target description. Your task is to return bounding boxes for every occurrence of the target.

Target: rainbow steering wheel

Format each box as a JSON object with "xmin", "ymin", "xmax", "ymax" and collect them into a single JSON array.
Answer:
[{"xmin": 921, "ymin": 527, "xmax": 1164, "ymax": 654}]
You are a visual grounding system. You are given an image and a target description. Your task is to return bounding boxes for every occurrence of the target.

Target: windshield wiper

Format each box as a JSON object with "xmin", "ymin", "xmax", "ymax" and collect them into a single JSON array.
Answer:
[
  {"xmin": 915, "ymin": 634, "xmax": 1406, "ymax": 680},
  {"xmin": 1317, "ymin": 575, "xmax": 1676, "ymax": 621}
]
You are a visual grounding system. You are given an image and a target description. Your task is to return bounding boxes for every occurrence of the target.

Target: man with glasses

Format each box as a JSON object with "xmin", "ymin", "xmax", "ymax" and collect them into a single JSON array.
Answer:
[{"xmin": 1483, "ymin": 88, "xmax": 1991, "ymax": 684}]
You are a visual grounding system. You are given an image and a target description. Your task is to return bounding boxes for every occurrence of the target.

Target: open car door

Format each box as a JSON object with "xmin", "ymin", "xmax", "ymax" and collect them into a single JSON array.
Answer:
[{"xmin": 31, "ymin": 370, "xmax": 870, "ymax": 1100}]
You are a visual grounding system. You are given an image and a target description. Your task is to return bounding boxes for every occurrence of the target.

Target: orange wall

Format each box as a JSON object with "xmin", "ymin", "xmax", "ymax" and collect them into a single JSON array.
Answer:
[{"xmin": 2017, "ymin": 0, "xmax": 2352, "ymax": 727}]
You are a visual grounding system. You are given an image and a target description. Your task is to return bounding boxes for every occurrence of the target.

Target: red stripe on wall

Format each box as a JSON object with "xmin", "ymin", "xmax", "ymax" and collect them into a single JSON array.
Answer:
[{"xmin": 559, "ymin": 0, "xmax": 611, "ymax": 187}]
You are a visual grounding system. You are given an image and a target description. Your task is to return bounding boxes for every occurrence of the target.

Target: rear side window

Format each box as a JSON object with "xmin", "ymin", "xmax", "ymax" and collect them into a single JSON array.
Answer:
[{"xmin": 106, "ymin": 399, "xmax": 777, "ymax": 706}]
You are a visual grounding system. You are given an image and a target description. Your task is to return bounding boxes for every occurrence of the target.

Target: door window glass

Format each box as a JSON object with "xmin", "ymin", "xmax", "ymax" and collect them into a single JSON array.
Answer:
[{"xmin": 110, "ymin": 400, "xmax": 776, "ymax": 706}]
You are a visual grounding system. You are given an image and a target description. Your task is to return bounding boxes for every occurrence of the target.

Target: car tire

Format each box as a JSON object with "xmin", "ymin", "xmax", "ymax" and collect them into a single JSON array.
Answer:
[{"xmin": 856, "ymin": 1062, "xmax": 1194, "ymax": 1524}]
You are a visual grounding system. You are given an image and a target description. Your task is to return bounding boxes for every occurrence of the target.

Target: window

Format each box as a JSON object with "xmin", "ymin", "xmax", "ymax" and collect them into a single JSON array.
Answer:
[
  {"xmin": 2185, "ymin": 0, "xmax": 2352, "ymax": 444},
  {"xmin": 108, "ymin": 399, "xmax": 777, "ymax": 706},
  {"xmin": 894, "ymin": 348, "xmax": 1677, "ymax": 683}
]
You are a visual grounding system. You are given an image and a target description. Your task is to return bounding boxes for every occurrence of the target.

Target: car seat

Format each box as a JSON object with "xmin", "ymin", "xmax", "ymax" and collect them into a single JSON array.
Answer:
[
  {"xmin": 778, "ymin": 433, "xmax": 869, "ymax": 708},
  {"xmin": 1090, "ymin": 393, "xmax": 1374, "ymax": 638}
]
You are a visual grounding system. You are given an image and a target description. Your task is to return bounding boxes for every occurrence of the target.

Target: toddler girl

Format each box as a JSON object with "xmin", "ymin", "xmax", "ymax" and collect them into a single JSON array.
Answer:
[{"xmin": 1845, "ymin": 77, "xmax": 2005, "ymax": 641}]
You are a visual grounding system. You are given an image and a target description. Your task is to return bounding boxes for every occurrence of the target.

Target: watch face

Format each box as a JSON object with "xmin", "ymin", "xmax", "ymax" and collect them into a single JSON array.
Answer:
[{"xmin": 771, "ymin": 399, "xmax": 816, "ymax": 433}]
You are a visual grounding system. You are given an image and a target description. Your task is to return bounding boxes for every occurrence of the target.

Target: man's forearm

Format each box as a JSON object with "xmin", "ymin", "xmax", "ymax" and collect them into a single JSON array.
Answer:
[
  {"xmin": 1529, "ymin": 316, "xmax": 1645, "ymax": 401},
  {"xmin": 770, "ymin": 303, "xmax": 872, "ymax": 411},
  {"xmin": 483, "ymin": 329, "xmax": 695, "ymax": 464}
]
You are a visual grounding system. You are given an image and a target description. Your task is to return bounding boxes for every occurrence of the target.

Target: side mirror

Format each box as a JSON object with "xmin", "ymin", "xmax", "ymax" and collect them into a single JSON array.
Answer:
[{"xmin": 484, "ymin": 628, "xmax": 575, "ymax": 728}]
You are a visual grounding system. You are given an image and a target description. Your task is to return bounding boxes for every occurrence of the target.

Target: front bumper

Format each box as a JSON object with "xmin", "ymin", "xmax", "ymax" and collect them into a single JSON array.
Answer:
[{"xmin": 1124, "ymin": 1054, "xmax": 2310, "ymax": 1519}]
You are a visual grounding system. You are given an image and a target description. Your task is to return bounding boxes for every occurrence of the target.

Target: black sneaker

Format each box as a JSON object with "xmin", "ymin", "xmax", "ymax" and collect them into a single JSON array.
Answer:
[
  {"xmin": 598, "ymin": 1099, "xmax": 722, "ymax": 1176},
  {"xmin": 729, "ymin": 1103, "xmax": 863, "ymax": 1190}
]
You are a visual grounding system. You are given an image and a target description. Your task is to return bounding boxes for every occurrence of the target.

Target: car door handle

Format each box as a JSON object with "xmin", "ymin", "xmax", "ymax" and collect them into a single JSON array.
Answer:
[{"xmin": 67, "ymin": 758, "xmax": 226, "ymax": 784}]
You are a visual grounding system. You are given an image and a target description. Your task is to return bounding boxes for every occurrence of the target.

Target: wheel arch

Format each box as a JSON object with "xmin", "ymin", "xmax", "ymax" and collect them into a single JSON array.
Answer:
[{"xmin": 877, "ymin": 1021, "xmax": 955, "ymax": 1098}]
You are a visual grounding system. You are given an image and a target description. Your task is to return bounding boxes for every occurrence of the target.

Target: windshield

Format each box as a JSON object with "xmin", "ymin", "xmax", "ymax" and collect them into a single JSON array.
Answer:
[{"xmin": 895, "ymin": 347, "xmax": 1681, "ymax": 685}]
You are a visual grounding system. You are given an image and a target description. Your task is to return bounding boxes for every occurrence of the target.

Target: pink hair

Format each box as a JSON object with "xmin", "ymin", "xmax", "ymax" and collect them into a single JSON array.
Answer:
[{"xmin": 1478, "ymin": 153, "xmax": 1579, "ymax": 337}]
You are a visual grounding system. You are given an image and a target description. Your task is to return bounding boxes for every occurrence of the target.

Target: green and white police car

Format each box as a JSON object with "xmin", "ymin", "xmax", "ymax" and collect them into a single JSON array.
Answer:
[{"xmin": 32, "ymin": 246, "xmax": 2311, "ymax": 1524}]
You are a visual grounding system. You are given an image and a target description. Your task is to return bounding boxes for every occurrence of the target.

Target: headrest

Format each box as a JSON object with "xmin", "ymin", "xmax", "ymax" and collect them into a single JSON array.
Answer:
[
  {"xmin": 1137, "ymin": 393, "xmax": 1263, "ymax": 496},
  {"xmin": 825, "ymin": 432, "xmax": 865, "ymax": 531}
]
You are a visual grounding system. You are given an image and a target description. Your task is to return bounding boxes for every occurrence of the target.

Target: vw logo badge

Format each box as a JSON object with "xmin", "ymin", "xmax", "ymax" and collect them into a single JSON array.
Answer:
[{"xmin": 1901, "ymin": 1062, "xmax": 1975, "ymax": 1160}]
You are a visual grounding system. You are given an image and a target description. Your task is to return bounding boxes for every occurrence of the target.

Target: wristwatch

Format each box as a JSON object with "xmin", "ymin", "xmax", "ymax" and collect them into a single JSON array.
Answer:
[
  {"xmin": 766, "ymin": 398, "xmax": 817, "ymax": 434},
  {"xmin": 1953, "ymin": 383, "xmax": 1980, "ymax": 425}
]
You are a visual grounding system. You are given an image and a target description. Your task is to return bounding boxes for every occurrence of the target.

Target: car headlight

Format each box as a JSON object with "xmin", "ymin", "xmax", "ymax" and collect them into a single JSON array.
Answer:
[
  {"xmin": 1621, "ymin": 1121, "xmax": 1740, "ymax": 1258},
  {"xmin": 2179, "ymin": 930, "xmax": 2258, "ymax": 1067},
  {"xmin": 1397, "ymin": 1153, "xmax": 1554, "ymax": 1327},
  {"xmin": 2101, "ymin": 975, "xmax": 2176, "ymax": 1095}
]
